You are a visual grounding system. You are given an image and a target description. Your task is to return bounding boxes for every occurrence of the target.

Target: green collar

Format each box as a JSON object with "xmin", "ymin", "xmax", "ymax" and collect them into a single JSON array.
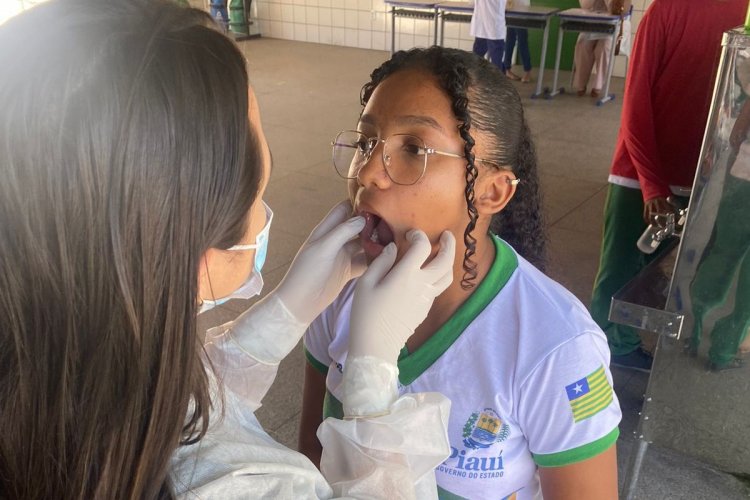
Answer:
[{"xmin": 397, "ymin": 235, "xmax": 518, "ymax": 385}]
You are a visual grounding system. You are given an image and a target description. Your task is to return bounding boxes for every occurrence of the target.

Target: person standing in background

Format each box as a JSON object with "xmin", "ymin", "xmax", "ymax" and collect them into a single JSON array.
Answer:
[
  {"xmin": 300, "ymin": 47, "xmax": 621, "ymax": 500},
  {"xmin": 590, "ymin": 0, "xmax": 747, "ymax": 372},
  {"xmin": 572, "ymin": 0, "xmax": 630, "ymax": 98},
  {"xmin": 471, "ymin": 0, "xmax": 508, "ymax": 71},
  {"xmin": 504, "ymin": 0, "xmax": 534, "ymax": 83}
]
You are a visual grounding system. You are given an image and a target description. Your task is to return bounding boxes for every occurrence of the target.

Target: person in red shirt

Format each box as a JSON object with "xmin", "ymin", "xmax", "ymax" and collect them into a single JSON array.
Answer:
[{"xmin": 590, "ymin": 0, "xmax": 747, "ymax": 371}]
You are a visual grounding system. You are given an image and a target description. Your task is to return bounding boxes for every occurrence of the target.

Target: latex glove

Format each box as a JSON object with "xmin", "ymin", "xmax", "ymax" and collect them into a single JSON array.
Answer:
[
  {"xmin": 221, "ymin": 202, "xmax": 365, "ymax": 367},
  {"xmin": 275, "ymin": 200, "xmax": 367, "ymax": 325},
  {"xmin": 348, "ymin": 229, "xmax": 456, "ymax": 364},
  {"xmin": 342, "ymin": 230, "xmax": 455, "ymax": 417}
]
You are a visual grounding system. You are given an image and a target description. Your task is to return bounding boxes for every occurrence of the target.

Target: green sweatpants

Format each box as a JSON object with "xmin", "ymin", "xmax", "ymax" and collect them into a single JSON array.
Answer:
[
  {"xmin": 590, "ymin": 184, "xmax": 676, "ymax": 356},
  {"xmin": 690, "ymin": 176, "xmax": 750, "ymax": 366}
]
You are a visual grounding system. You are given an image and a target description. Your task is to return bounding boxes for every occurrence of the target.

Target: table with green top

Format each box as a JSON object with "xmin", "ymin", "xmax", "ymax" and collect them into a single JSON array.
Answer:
[
  {"xmin": 547, "ymin": 7, "xmax": 621, "ymax": 106},
  {"xmin": 435, "ymin": 2, "xmax": 561, "ymax": 99}
]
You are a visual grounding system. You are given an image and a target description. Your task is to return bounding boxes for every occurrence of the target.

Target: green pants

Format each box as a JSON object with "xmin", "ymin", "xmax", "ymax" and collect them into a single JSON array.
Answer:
[
  {"xmin": 590, "ymin": 184, "xmax": 675, "ymax": 356},
  {"xmin": 690, "ymin": 176, "xmax": 750, "ymax": 366}
]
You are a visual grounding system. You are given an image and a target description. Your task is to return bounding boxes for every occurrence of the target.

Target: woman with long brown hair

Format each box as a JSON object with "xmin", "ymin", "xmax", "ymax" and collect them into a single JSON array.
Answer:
[{"xmin": 0, "ymin": 0, "xmax": 456, "ymax": 497}]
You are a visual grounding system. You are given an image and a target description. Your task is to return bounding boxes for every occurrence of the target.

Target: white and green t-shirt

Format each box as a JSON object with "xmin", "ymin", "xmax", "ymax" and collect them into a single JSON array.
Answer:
[{"xmin": 304, "ymin": 236, "xmax": 621, "ymax": 500}]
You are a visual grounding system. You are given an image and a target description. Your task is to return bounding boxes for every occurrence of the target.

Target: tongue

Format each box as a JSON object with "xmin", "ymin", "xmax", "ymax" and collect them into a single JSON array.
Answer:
[{"xmin": 374, "ymin": 217, "xmax": 394, "ymax": 245}]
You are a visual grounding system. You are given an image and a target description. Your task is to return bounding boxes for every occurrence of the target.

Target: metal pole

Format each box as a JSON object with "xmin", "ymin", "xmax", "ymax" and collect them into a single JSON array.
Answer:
[
  {"xmin": 532, "ymin": 14, "xmax": 551, "ymax": 98},
  {"xmin": 433, "ymin": 7, "xmax": 438, "ymax": 46},
  {"xmin": 391, "ymin": 6, "xmax": 396, "ymax": 54},
  {"xmin": 547, "ymin": 24, "xmax": 565, "ymax": 98},
  {"xmin": 597, "ymin": 17, "xmax": 619, "ymax": 105},
  {"xmin": 621, "ymin": 439, "xmax": 649, "ymax": 500},
  {"xmin": 439, "ymin": 12, "xmax": 445, "ymax": 46}
]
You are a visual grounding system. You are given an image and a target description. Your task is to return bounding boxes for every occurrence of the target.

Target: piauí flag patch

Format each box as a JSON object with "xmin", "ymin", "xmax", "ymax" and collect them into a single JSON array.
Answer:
[{"xmin": 565, "ymin": 365, "xmax": 613, "ymax": 423}]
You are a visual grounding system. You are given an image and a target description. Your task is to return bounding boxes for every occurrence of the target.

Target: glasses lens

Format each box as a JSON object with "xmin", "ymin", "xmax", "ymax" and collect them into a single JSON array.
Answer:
[
  {"xmin": 332, "ymin": 131, "xmax": 367, "ymax": 179},
  {"xmin": 383, "ymin": 134, "xmax": 426, "ymax": 185}
]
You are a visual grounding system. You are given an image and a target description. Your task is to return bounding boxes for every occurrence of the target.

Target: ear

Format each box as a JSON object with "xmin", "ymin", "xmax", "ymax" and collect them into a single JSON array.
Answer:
[{"xmin": 474, "ymin": 168, "xmax": 518, "ymax": 216}]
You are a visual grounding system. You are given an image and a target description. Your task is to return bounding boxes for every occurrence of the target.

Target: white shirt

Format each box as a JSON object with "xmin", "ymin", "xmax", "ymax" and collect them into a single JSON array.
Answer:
[
  {"xmin": 470, "ymin": 0, "xmax": 508, "ymax": 40},
  {"xmin": 509, "ymin": 0, "xmax": 531, "ymax": 8},
  {"xmin": 305, "ymin": 238, "xmax": 622, "ymax": 499}
]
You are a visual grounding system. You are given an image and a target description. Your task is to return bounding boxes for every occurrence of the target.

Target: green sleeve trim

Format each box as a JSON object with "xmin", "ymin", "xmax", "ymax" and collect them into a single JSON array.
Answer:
[
  {"xmin": 437, "ymin": 484, "xmax": 469, "ymax": 500},
  {"xmin": 397, "ymin": 236, "xmax": 518, "ymax": 385},
  {"xmin": 533, "ymin": 427, "xmax": 620, "ymax": 467},
  {"xmin": 304, "ymin": 347, "xmax": 329, "ymax": 375},
  {"xmin": 322, "ymin": 389, "xmax": 344, "ymax": 420}
]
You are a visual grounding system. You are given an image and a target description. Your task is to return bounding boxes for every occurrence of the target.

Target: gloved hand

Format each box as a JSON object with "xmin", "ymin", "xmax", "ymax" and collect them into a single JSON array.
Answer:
[
  {"xmin": 342, "ymin": 229, "xmax": 455, "ymax": 417},
  {"xmin": 223, "ymin": 201, "xmax": 365, "ymax": 367},
  {"xmin": 274, "ymin": 200, "xmax": 367, "ymax": 325},
  {"xmin": 348, "ymin": 229, "xmax": 456, "ymax": 365}
]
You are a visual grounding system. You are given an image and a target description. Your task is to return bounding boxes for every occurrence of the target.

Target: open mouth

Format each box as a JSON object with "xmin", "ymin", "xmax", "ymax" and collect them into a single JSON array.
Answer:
[{"xmin": 358, "ymin": 211, "xmax": 395, "ymax": 258}]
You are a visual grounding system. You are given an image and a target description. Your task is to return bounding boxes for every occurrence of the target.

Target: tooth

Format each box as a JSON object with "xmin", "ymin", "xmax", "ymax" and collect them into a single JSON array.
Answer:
[{"xmin": 371, "ymin": 227, "xmax": 379, "ymax": 242}]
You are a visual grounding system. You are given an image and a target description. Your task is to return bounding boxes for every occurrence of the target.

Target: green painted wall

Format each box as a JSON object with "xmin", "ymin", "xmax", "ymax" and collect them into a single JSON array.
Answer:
[{"xmin": 527, "ymin": 0, "xmax": 580, "ymax": 70}]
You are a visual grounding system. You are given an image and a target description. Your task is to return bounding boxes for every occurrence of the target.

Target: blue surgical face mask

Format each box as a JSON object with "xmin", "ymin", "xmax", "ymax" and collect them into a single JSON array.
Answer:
[
  {"xmin": 227, "ymin": 201, "xmax": 273, "ymax": 273},
  {"xmin": 198, "ymin": 201, "xmax": 273, "ymax": 315}
]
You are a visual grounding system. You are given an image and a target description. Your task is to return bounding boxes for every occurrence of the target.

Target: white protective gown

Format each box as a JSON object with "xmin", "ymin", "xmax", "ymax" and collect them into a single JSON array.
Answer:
[{"xmin": 170, "ymin": 295, "xmax": 451, "ymax": 499}]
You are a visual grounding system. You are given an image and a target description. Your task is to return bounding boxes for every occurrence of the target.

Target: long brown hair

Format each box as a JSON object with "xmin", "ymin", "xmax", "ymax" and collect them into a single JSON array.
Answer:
[{"xmin": 0, "ymin": 0, "xmax": 262, "ymax": 497}]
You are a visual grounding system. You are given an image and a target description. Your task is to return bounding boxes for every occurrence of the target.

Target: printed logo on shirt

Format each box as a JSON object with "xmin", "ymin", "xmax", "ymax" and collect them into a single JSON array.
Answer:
[
  {"xmin": 565, "ymin": 365, "xmax": 613, "ymax": 423},
  {"xmin": 462, "ymin": 408, "xmax": 510, "ymax": 449},
  {"xmin": 437, "ymin": 408, "xmax": 510, "ymax": 481}
]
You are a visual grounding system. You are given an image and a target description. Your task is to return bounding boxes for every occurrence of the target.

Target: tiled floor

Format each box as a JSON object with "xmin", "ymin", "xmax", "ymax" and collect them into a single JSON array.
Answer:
[{"xmin": 197, "ymin": 38, "xmax": 750, "ymax": 498}]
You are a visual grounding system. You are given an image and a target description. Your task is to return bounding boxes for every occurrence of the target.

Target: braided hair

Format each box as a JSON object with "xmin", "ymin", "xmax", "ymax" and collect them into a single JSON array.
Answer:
[{"xmin": 360, "ymin": 47, "xmax": 547, "ymax": 288}]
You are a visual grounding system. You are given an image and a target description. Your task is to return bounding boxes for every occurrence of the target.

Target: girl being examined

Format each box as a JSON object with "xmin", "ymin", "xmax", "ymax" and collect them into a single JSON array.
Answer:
[{"xmin": 299, "ymin": 47, "xmax": 622, "ymax": 500}]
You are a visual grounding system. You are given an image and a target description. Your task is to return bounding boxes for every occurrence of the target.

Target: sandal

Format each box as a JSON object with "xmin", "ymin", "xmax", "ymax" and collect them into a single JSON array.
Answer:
[
  {"xmin": 590, "ymin": 89, "xmax": 601, "ymax": 99},
  {"xmin": 505, "ymin": 70, "xmax": 521, "ymax": 81}
]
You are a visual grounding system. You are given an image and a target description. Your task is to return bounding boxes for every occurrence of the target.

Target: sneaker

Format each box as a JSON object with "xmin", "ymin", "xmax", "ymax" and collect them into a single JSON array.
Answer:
[
  {"xmin": 707, "ymin": 358, "xmax": 745, "ymax": 373},
  {"xmin": 611, "ymin": 347, "xmax": 653, "ymax": 373}
]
